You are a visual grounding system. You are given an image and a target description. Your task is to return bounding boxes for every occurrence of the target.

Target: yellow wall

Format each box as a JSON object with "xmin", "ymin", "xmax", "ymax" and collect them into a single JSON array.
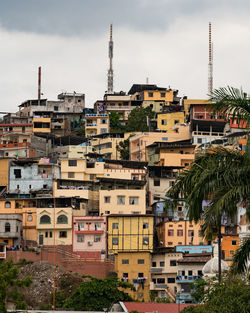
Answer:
[
  {"xmin": 114, "ymin": 252, "xmax": 151, "ymax": 301},
  {"xmin": 107, "ymin": 215, "xmax": 154, "ymax": 254},
  {"xmin": 0, "ymin": 159, "xmax": 9, "ymax": 189},
  {"xmin": 159, "ymin": 147, "xmax": 195, "ymax": 167},
  {"xmin": 142, "ymin": 90, "xmax": 174, "ymax": 103},
  {"xmin": 99, "ymin": 189, "xmax": 146, "ymax": 215},
  {"xmin": 33, "ymin": 117, "xmax": 51, "ymax": 133},
  {"xmin": 157, "ymin": 112, "xmax": 185, "ymax": 132}
]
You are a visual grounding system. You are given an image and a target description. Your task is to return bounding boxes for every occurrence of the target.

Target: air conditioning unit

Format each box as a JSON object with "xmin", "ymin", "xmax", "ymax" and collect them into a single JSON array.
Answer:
[{"xmin": 88, "ymin": 241, "xmax": 93, "ymax": 246}]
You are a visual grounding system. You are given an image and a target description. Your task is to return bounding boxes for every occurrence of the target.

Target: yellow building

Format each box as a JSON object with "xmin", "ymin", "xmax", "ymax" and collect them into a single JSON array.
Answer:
[
  {"xmin": 33, "ymin": 117, "xmax": 51, "ymax": 133},
  {"xmin": 157, "ymin": 112, "xmax": 185, "ymax": 132},
  {"xmin": 114, "ymin": 251, "xmax": 151, "ymax": 301},
  {"xmin": 0, "ymin": 198, "xmax": 37, "ymax": 245},
  {"xmin": 157, "ymin": 220, "xmax": 205, "ymax": 248},
  {"xmin": 107, "ymin": 214, "xmax": 154, "ymax": 255},
  {"xmin": 85, "ymin": 113, "xmax": 109, "ymax": 137},
  {"xmin": 0, "ymin": 158, "xmax": 10, "ymax": 190}
]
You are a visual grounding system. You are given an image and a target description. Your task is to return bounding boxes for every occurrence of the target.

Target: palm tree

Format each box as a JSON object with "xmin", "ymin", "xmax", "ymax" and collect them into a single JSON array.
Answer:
[
  {"xmin": 231, "ymin": 238, "xmax": 250, "ymax": 274},
  {"xmin": 167, "ymin": 147, "xmax": 250, "ymax": 282}
]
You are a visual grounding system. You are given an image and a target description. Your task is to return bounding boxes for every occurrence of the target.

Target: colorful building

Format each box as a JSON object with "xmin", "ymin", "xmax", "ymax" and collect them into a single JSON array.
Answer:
[
  {"xmin": 33, "ymin": 117, "xmax": 51, "ymax": 133},
  {"xmin": 114, "ymin": 251, "xmax": 151, "ymax": 301},
  {"xmin": 85, "ymin": 113, "xmax": 109, "ymax": 137},
  {"xmin": 107, "ymin": 214, "xmax": 154, "ymax": 255},
  {"xmin": 157, "ymin": 112, "xmax": 185, "ymax": 132},
  {"xmin": 221, "ymin": 225, "xmax": 239, "ymax": 265}
]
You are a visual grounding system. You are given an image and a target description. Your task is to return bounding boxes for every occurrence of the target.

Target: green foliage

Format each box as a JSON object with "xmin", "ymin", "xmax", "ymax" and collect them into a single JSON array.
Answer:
[
  {"xmin": 117, "ymin": 134, "xmax": 135, "ymax": 160},
  {"xmin": 190, "ymin": 278, "xmax": 208, "ymax": 303},
  {"xmin": 0, "ymin": 259, "xmax": 32, "ymax": 313},
  {"xmin": 64, "ymin": 276, "xmax": 134, "ymax": 311},
  {"xmin": 182, "ymin": 278, "xmax": 250, "ymax": 313},
  {"xmin": 156, "ymin": 297, "xmax": 171, "ymax": 303},
  {"xmin": 125, "ymin": 106, "xmax": 155, "ymax": 132},
  {"xmin": 231, "ymin": 237, "xmax": 250, "ymax": 274},
  {"xmin": 109, "ymin": 112, "xmax": 124, "ymax": 133}
]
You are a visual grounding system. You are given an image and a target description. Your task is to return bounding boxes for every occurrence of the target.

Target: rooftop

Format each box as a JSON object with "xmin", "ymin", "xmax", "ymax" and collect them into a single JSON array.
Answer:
[{"xmin": 120, "ymin": 302, "xmax": 196, "ymax": 313}]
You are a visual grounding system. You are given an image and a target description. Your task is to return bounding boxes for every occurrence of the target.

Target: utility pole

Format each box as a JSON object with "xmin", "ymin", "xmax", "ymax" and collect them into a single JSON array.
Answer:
[
  {"xmin": 208, "ymin": 22, "xmax": 213, "ymax": 95},
  {"xmin": 107, "ymin": 24, "xmax": 114, "ymax": 93}
]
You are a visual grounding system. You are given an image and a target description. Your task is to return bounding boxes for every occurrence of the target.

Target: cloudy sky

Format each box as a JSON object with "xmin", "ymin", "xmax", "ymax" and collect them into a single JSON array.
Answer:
[{"xmin": 0, "ymin": 0, "xmax": 250, "ymax": 112}]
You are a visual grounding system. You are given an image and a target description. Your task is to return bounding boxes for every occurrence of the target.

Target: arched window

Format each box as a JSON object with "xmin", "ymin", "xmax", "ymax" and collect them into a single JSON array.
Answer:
[
  {"xmin": 5, "ymin": 222, "xmax": 10, "ymax": 232},
  {"xmin": 40, "ymin": 215, "xmax": 51, "ymax": 224},
  {"xmin": 57, "ymin": 215, "xmax": 68, "ymax": 224},
  {"xmin": 5, "ymin": 201, "xmax": 11, "ymax": 208}
]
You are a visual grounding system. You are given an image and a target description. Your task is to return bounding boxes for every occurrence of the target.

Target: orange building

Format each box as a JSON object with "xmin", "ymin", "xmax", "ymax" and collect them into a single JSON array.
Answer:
[{"xmin": 221, "ymin": 225, "xmax": 239, "ymax": 265}]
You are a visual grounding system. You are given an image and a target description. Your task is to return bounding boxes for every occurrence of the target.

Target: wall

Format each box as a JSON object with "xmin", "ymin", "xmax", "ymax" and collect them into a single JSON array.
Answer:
[
  {"xmin": 0, "ymin": 214, "xmax": 23, "ymax": 247},
  {"xmin": 0, "ymin": 158, "xmax": 9, "ymax": 189},
  {"xmin": 157, "ymin": 112, "xmax": 185, "ymax": 132},
  {"xmin": 148, "ymin": 177, "xmax": 173, "ymax": 206},
  {"xmin": 159, "ymin": 147, "xmax": 194, "ymax": 167}
]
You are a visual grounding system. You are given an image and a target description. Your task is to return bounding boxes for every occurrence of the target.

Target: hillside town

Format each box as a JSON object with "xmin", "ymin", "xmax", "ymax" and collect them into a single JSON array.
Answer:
[{"xmin": 0, "ymin": 76, "xmax": 249, "ymax": 311}]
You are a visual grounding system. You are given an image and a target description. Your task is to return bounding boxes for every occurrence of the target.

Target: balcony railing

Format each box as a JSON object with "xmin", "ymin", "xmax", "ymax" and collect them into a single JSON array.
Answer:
[
  {"xmin": 150, "ymin": 267, "xmax": 162, "ymax": 273},
  {"xmin": 176, "ymin": 275, "xmax": 200, "ymax": 283},
  {"xmin": 155, "ymin": 283, "xmax": 167, "ymax": 289}
]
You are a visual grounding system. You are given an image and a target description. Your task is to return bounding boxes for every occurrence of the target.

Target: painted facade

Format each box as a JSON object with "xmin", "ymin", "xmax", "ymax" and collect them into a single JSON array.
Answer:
[
  {"xmin": 0, "ymin": 214, "xmax": 23, "ymax": 247},
  {"xmin": 157, "ymin": 112, "xmax": 185, "ymax": 132},
  {"xmin": 85, "ymin": 113, "xmax": 109, "ymax": 137}
]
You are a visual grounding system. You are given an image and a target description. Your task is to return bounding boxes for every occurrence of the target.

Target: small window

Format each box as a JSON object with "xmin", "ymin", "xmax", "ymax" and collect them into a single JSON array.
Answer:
[
  {"xmin": 59, "ymin": 231, "xmax": 67, "ymax": 238},
  {"xmin": 178, "ymin": 206, "xmax": 182, "ymax": 212},
  {"xmin": 123, "ymin": 272, "xmax": 128, "ymax": 277},
  {"xmin": 40, "ymin": 215, "xmax": 51, "ymax": 224},
  {"xmin": 148, "ymin": 92, "xmax": 153, "ymax": 97},
  {"xmin": 117, "ymin": 196, "xmax": 125, "ymax": 205},
  {"xmin": 50, "ymin": 231, "xmax": 53, "ymax": 238},
  {"xmin": 129, "ymin": 197, "xmax": 138, "ymax": 205},
  {"xmin": 143, "ymin": 237, "xmax": 149, "ymax": 245},
  {"xmin": 168, "ymin": 230, "xmax": 174, "ymax": 236},
  {"xmin": 198, "ymin": 231, "xmax": 203, "ymax": 237},
  {"xmin": 160, "ymin": 261, "xmax": 165, "ymax": 267},
  {"xmin": 95, "ymin": 223, "xmax": 101, "ymax": 230},
  {"xmin": 197, "ymin": 138, "xmax": 202, "ymax": 144},
  {"xmin": 177, "ymin": 230, "xmax": 183, "ymax": 236},
  {"xmin": 152, "ymin": 262, "xmax": 156, "ymax": 267},
  {"xmin": 170, "ymin": 260, "xmax": 176, "ymax": 266},
  {"xmin": 169, "ymin": 181, "xmax": 174, "ymax": 187},
  {"xmin": 77, "ymin": 234, "xmax": 84, "ymax": 242},
  {"xmin": 232, "ymin": 240, "xmax": 237, "ymax": 246},
  {"xmin": 104, "ymin": 196, "xmax": 110, "ymax": 203},
  {"xmin": 160, "ymin": 92, "xmax": 166, "ymax": 98},
  {"xmin": 157, "ymin": 278, "xmax": 165, "ymax": 283},
  {"xmin": 122, "ymin": 259, "xmax": 129, "ymax": 264},
  {"xmin": 68, "ymin": 172, "xmax": 75, "ymax": 178},
  {"xmin": 188, "ymin": 270, "xmax": 193, "ymax": 276},
  {"xmin": 112, "ymin": 223, "xmax": 119, "ymax": 229},
  {"xmin": 94, "ymin": 235, "xmax": 101, "ymax": 242},
  {"xmin": 105, "ymin": 210, "xmax": 110, "ymax": 214},
  {"xmin": 5, "ymin": 201, "xmax": 11, "ymax": 208},
  {"xmin": 14, "ymin": 169, "xmax": 21, "ymax": 178},
  {"xmin": 161, "ymin": 119, "xmax": 167, "ymax": 125},
  {"xmin": 167, "ymin": 278, "xmax": 175, "ymax": 283},
  {"xmin": 5, "ymin": 222, "xmax": 10, "ymax": 232},
  {"xmin": 154, "ymin": 180, "xmax": 160, "ymax": 187},
  {"xmin": 188, "ymin": 230, "xmax": 194, "ymax": 237},
  {"xmin": 45, "ymin": 231, "xmax": 48, "ymax": 238},
  {"xmin": 143, "ymin": 222, "xmax": 149, "ymax": 229},
  {"xmin": 138, "ymin": 259, "xmax": 144, "ymax": 264},
  {"xmin": 112, "ymin": 237, "xmax": 119, "ymax": 245},
  {"xmin": 54, "ymin": 106, "xmax": 58, "ymax": 111},
  {"xmin": 27, "ymin": 215, "xmax": 33, "ymax": 221},
  {"xmin": 174, "ymin": 120, "xmax": 179, "ymax": 124},
  {"xmin": 68, "ymin": 160, "xmax": 77, "ymax": 166},
  {"xmin": 57, "ymin": 215, "xmax": 68, "ymax": 224},
  {"xmin": 90, "ymin": 174, "xmax": 95, "ymax": 180},
  {"xmin": 138, "ymin": 272, "xmax": 144, "ymax": 277}
]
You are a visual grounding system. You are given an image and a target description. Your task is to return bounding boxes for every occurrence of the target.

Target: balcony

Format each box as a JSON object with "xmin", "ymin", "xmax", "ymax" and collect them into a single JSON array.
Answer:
[
  {"xmin": 106, "ymin": 105, "xmax": 132, "ymax": 111},
  {"xmin": 176, "ymin": 292, "xmax": 193, "ymax": 303},
  {"xmin": 176, "ymin": 275, "xmax": 199, "ymax": 283},
  {"xmin": 150, "ymin": 267, "xmax": 162, "ymax": 273}
]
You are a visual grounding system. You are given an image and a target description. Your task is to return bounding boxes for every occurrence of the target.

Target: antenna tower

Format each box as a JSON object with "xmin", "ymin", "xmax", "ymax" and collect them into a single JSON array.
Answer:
[
  {"xmin": 208, "ymin": 22, "xmax": 213, "ymax": 95},
  {"xmin": 107, "ymin": 24, "xmax": 114, "ymax": 93}
]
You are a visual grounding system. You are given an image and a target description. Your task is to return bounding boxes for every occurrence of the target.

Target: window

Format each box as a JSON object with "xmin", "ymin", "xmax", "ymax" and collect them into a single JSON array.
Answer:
[
  {"xmin": 152, "ymin": 262, "xmax": 156, "ymax": 267},
  {"xmin": 168, "ymin": 230, "xmax": 174, "ymax": 236},
  {"xmin": 45, "ymin": 231, "xmax": 48, "ymax": 238},
  {"xmin": 157, "ymin": 278, "xmax": 165, "ymax": 284},
  {"xmin": 197, "ymin": 138, "xmax": 202, "ymax": 144},
  {"xmin": 143, "ymin": 237, "xmax": 149, "ymax": 245},
  {"xmin": 94, "ymin": 235, "xmax": 101, "ymax": 242},
  {"xmin": 160, "ymin": 261, "xmax": 165, "ymax": 267},
  {"xmin": 59, "ymin": 231, "xmax": 67, "ymax": 238},
  {"xmin": 174, "ymin": 120, "xmax": 179, "ymax": 124},
  {"xmin": 50, "ymin": 231, "xmax": 53, "ymax": 238},
  {"xmin": 90, "ymin": 174, "xmax": 95, "ymax": 180},
  {"xmin": 143, "ymin": 222, "xmax": 149, "ymax": 229},
  {"xmin": 170, "ymin": 260, "xmax": 176, "ymax": 266},
  {"xmin": 27, "ymin": 215, "xmax": 33, "ymax": 221},
  {"xmin": 77, "ymin": 234, "xmax": 84, "ymax": 242},
  {"xmin": 177, "ymin": 230, "xmax": 183, "ymax": 236},
  {"xmin": 112, "ymin": 237, "xmax": 119, "ymax": 245},
  {"xmin": 198, "ymin": 270, "xmax": 202, "ymax": 277},
  {"xmin": 68, "ymin": 172, "xmax": 75, "ymax": 178},
  {"xmin": 154, "ymin": 180, "xmax": 160, "ymax": 186},
  {"xmin": 138, "ymin": 272, "xmax": 144, "ymax": 277},
  {"xmin": 161, "ymin": 119, "xmax": 167, "ymax": 125},
  {"xmin": 112, "ymin": 223, "xmax": 119, "ymax": 229},
  {"xmin": 129, "ymin": 197, "xmax": 138, "ymax": 205},
  {"xmin": 57, "ymin": 215, "xmax": 68, "ymax": 224},
  {"xmin": 105, "ymin": 211, "xmax": 110, "ymax": 214},
  {"xmin": 68, "ymin": 160, "xmax": 77, "ymax": 166},
  {"xmin": 122, "ymin": 259, "xmax": 129, "ymax": 264},
  {"xmin": 160, "ymin": 92, "xmax": 166, "ymax": 98},
  {"xmin": 138, "ymin": 259, "xmax": 144, "ymax": 264},
  {"xmin": 14, "ymin": 169, "xmax": 21, "ymax": 178},
  {"xmin": 40, "ymin": 215, "xmax": 51, "ymax": 224},
  {"xmin": 117, "ymin": 196, "xmax": 125, "ymax": 205},
  {"xmin": 169, "ymin": 181, "xmax": 174, "ymax": 187},
  {"xmin": 198, "ymin": 231, "xmax": 203, "ymax": 237},
  {"xmin": 178, "ymin": 206, "xmax": 182, "ymax": 212},
  {"xmin": 101, "ymin": 119, "xmax": 107, "ymax": 124},
  {"xmin": 5, "ymin": 201, "xmax": 11, "ymax": 208},
  {"xmin": 168, "ymin": 278, "xmax": 175, "ymax": 283},
  {"xmin": 232, "ymin": 240, "xmax": 237, "ymax": 246},
  {"xmin": 54, "ymin": 106, "xmax": 58, "ymax": 111},
  {"xmin": 78, "ymin": 223, "xmax": 84, "ymax": 231},
  {"xmin": 148, "ymin": 92, "xmax": 153, "ymax": 97},
  {"xmin": 188, "ymin": 230, "xmax": 194, "ymax": 237},
  {"xmin": 95, "ymin": 223, "xmax": 101, "ymax": 230},
  {"xmin": 5, "ymin": 222, "xmax": 10, "ymax": 232},
  {"xmin": 104, "ymin": 196, "xmax": 110, "ymax": 203}
]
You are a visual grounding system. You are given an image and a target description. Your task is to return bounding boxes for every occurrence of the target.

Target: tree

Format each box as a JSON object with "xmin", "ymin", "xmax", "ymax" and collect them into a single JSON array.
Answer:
[
  {"xmin": 117, "ymin": 134, "xmax": 135, "ymax": 160},
  {"xmin": 0, "ymin": 259, "xmax": 32, "ymax": 313},
  {"xmin": 109, "ymin": 112, "xmax": 124, "ymax": 133},
  {"xmin": 64, "ymin": 277, "xmax": 134, "ymax": 311},
  {"xmin": 182, "ymin": 278, "xmax": 250, "ymax": 313},
  {"xmin": 167, "ymin": 147, "xmax": 250, "ymax": 282},
  {"xmin": 125, "ymin": 107, "xmax": 155, "ymax": 132},
  {"xmin": 231, "ymin": 237, "xmax": 250, "ymax": 274}
]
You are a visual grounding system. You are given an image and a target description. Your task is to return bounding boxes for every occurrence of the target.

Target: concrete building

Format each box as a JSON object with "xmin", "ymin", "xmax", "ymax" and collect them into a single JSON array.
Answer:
[
  {"xmin": 0, "ymin": 242, "xmax": 7, "ymax": 260},
  {"xmin": 114, "ymin": 251, "xmax": 151, "ymax": 301},
  {"xmin": 72, "ymin": 216, "xmax": 107, "ymax": 259},
  {"xmin": 221, "ymin": 225, "xmax": 239, "ymax": 265},
  {"xmin": 51, "ymin": 143, "xmax": 92, "ymax": 159},
  {"xmin": 157, "ymin": 112, "xmax": 185, "ymax": 132},
  {"xmin": 85, "ymin": 113, "xmax": 109, "ymax": 137},
  {"xmin": 150, "ymin": 250, "xmax": 183, "ymax": 301},
  {"xmin": 0, "ymin": 123, "xmax": 33, "ymax": 145},
  {"xmin": 157, "ymin": 220, "xmax": 205, "ymax": 248},
  {"xmin": 0, "ymin": 214, "xmax": 23, "ymax": 247},
  {"xmin": 239, "ymin": 213, "xmax": 250, "ymax": 245},
  {"xmin": 107, "ymin": 214, "xmax": 154, "ymax": 255}
]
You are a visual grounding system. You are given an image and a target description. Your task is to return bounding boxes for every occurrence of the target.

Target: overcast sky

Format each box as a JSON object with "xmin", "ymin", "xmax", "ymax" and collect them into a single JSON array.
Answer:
[{"xmin": 0, "ymin": 0, "xmax": 250, "ymax": 112}]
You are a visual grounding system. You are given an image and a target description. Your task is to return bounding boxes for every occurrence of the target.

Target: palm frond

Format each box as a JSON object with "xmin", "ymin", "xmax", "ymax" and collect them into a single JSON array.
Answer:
[{"xmin": 231, "ymin": 237, "xmax": 250, "ymax": 274}]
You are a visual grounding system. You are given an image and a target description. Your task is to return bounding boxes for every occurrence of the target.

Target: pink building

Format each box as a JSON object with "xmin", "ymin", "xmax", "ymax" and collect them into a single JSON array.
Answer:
[{"xmin": 72, "ymin": 216, "xmax": 107, "ymax": 259}]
